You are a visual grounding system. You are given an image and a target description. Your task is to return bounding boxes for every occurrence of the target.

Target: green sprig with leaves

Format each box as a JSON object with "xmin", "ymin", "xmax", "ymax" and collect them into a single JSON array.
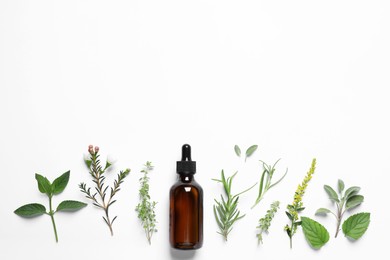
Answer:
[
  {"xmin": 252, "ymin": 159, "xmax": 287, "ymax": 209},
  {"xmin": 315, "ymin": 179, "xmax": 366, "ymax": 238},
  {"xmin": 79, "ymin": 145, "xmax": 130, "ymax": 236},
  {"xmin": 256, "ymin": 201, "xmax": 280, "ymax": 245},
  {"xmin": 213, "ymin": 170, "xmax": 257, "ymax": 241},
  {"xmin": 284, "ymin": 158, "xmax": 316, "ymax": 249},
  {"xmin": 14, "ymin": 171, "xmax": 87, "ymax": 242},
  {"xmin": 135, "ymin": 161, "xmax": 157, "ymax": 245}
]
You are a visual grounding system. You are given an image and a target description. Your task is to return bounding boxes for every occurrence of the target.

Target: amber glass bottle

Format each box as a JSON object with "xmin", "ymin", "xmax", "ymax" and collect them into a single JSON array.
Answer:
[{"xmin": 169, "ymin": 144, "xmax": 203, "ymax": 250}]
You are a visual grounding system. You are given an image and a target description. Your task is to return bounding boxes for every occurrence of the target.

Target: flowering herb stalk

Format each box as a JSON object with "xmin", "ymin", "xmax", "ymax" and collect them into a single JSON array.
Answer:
[
  {"xmin": 284, "ymin": 158, "xmax": 316, "ymax": 249},
  {"xmin": 135, "ymin": 161, "xmax": 157, "ymax": 245},
  {"xmin": 79, "ymin": 145, "xmax": 130, "ymax": 236},
  {"xmin": 256, "ymin": 201, "xmax": 280, "ymax": 245}
]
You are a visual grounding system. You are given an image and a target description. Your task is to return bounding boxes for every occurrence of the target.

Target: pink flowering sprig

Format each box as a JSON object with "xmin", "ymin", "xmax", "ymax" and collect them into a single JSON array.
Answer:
[{"xmin": 79, "ymin": 145, "xmax": 130, "ymax": 236}]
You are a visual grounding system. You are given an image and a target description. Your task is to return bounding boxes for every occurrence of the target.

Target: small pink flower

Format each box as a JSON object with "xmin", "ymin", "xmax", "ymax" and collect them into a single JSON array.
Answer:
[
  {"xmin": 94, "ymin": 146, "xmax": 100, "ymax": 153},
  {"xmin": 88, "ymin": 145, "xmax": 94, "ymax": 154}
]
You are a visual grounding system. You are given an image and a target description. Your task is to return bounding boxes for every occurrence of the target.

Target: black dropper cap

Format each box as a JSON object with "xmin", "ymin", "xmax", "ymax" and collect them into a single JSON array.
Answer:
[{"xmin": 176, "ymin": 144, "xmax": 196, "ymax": 174}]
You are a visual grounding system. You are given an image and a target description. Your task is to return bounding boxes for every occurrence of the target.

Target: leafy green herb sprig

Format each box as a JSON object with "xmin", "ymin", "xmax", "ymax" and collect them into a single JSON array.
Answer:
[
  {"xmin": 135, "ymin": 161, "xmax": 157, "ymax": 245},
  {"xmin": 284, "ymin": 158, "xmax": 316, "ymax": 249},
  {"xmin": 213, "ymin": 170, "xmax": 257, "ymax": 241},
  {"xmin": 252, "ymin": 159, "xmax": 287, "ymax": 209},
  {"xmin": 256, "ymin": 201, "xmax": 280, "ymax": 245},
  {"xmin": 79, "ymin": 145, "xmax": 130, "ymax": 236},
  {"xmin": 234, "ymin": 144, "xmax": 258, "ymax": 162},
  {"xmin": 14, "ymin": 171, "xmax": 87, "ymax": 242},
  {"xmin": 315, "ymin": 179, "xmax": 366, "ymax": 238}
]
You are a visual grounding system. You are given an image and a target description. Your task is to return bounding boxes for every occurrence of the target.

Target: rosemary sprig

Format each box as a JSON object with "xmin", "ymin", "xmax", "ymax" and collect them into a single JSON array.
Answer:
[
  {"xmin": 213, "ymin": 170, "xmax": 257, "ymax": 241},
  {"xmin": 256, "ymin": 201, "xmax": 280, "ymax": 245},
  {"xmin": 79, "ymin": 145, "xmax": 130, "ymax": 236},
  {"xmin": 251, "ymin": 159, "xmax": 287, "ymax": 209},
  {"xmin": 284, "ymin": 158, "xmax": 316, "ymax": 249},
  {"xmin": 135, "ymin": 161, "xmax": 157, "ymax": 245}
]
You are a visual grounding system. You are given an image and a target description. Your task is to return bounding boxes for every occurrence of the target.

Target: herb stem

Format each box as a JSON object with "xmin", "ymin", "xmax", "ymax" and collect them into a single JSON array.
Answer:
[{"xmin": 49, "ymin": 196, "xmax": 59, "ymax": 243}]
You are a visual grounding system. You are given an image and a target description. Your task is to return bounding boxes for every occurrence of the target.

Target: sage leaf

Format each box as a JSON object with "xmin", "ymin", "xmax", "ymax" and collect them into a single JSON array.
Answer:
[
  {"xmin": 344, "ymin": 186, "xmax": 360, "ymax": 200},
  {"xmin": 56, "ymin": 200, "xmax": 87, "ymax": 212},
  {"xmin": 234, "ymin": 145, "xmax": 241, "ymax": 157},
  {"xmin": 346, "ymin": 195, "xmax": 364, "ymax": 210},
  {"xmin": 14, "ymin": 203, "xmax": 46, "ymax": 217},
  {"xmin": 338, "ymin": 179, "xmax": 344, "ymax": 194},
  {"xmin": 324, "ymin": 185, "xmax": 339, "ymax": 202},
  {"xmin": 52, "ymin": 171, "xmax": 70, "ymax": 195},
  {"xmin": 35, "ymin": 174, "xmax": 52, "ymax": 196},
  {"xmin": 245, "ymin": 145, "xmax": 258, "ymax": 161},
  {"xmin": 301, "ymin": 217, "xmax": 329, "ymax": 249},
  {"xmin": 315, "ymin": 208, "xmax": 332, "ymax": 215},
  {"xmin": 342, "ymin": 212, "xmax": 370, "ymax": 240}
]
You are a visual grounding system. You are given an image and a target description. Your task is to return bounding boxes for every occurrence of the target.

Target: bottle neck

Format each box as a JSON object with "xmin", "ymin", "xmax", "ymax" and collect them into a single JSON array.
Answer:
[{"xmin": 178, "ymin": 173, "xmax": 194, "ymax": 183}]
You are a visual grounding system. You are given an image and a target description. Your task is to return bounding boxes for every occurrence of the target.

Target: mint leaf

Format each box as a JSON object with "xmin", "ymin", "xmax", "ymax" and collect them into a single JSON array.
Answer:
[
  {"xmin": 234, "ymin": 145, "xmax": 241, "ymax": 157},
  {"xmin": 245, "ymin": 145, "xmax": 258, "ymax": 161},
  {"xmin": 57, "ymin": 200, "xmax": 87, "ymax": 212},
  {"xmin": 35, "ymin": 174, "xmax": 52, "ymax": 196},
  {"xmin": 324, "ymin": 185, "xmax": 339, "ymax": 203},
  {"xmin": 342, "ymin": 212, "xmax": 370, "ymax": 240},
  {"xmin": 14, "ymin": 203, "xmax": 46, "ymax": 217},
  {"xmin": 52, "ymin": 171, "xmax": 70, "ymax": 195},
  {"xmin": 345, "ymin": 195, "xmax": 364, "ymax": 210},
  {"xmin": 301, "ymin": 217, "xmax": 330, "ymax": 249}
]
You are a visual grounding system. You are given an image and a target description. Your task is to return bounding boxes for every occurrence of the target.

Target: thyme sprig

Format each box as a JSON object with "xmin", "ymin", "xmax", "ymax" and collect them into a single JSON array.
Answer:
[
  {"xmin": 135, "ymin": 161, "xmax": 157, "ymax": 245},
  {"xmin": 256, "ymin": 201, "xmax": 280, "ymax": 245},
  {"xmin": 213, "ymin": 170, "xmax": 257, "ymax": 241},
  {"xmin": 284, "ymin": 158, "xmax": 316, "ymax": 249},
  {"xmin": 79, "ymin": 145, "xmax": 130, "ymax": 236}
]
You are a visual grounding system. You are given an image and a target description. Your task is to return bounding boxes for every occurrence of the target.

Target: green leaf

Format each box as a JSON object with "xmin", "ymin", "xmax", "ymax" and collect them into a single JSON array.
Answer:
[
  {"xmin": 245, "ymin": 145, "xmax": 258, "ymax": 161},
  {"xmin": 52, "ymin": 171, "xmax": 70, "ymax": 195},
  {"xmin": 324, "ymin": 185, "xmax": 339, "ymax": 202},
  {"xmin": 234, "ymin": 145, "xmax": 241, "ymax": 157},
  {"xmin": 56, "ymin": 200, "xmax": 87, "ymax": 212},
  {"xmin": 14, "ymin": 203, "xmax": 47, "ymax": 217},
  {"xmin": 35, "ymin": 174, "xmax": 52, "ymax": 196},
  {"xmin": 346, "ymin": 195, "xmax": 364, "ymax": 210},
  {"xmin": 286, "ymin": 211, "xmax": 294, "ymax": 221},
  {"xmin": 315, "ymin": 208, "xmax": 331, "ymax": 215},
  {"xmin": 338, "ymin": 179, "xmax": 345, "ymax": 194},
  {"xmin": 344, "ymin": 186, "xmax": 361, "ymax": 200},
  {"xmin": 301, "ymin": 217, "xmax": 330, "ymax": 249},
  {"xmin": 342, "ymin": 212, "xmax": 370, "ymax": 240}
]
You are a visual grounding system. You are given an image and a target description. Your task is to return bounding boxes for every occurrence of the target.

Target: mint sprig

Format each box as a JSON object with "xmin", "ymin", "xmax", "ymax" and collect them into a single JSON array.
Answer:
[{"xmin": 14, "ymin": 171, "xmax": 87, "ymax": 242}]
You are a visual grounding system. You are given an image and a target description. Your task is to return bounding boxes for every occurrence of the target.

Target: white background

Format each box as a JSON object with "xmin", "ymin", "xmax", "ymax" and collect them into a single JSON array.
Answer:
[{"xmin": 1, "ymin": 0, "xmax": 389, "ymax": 259}]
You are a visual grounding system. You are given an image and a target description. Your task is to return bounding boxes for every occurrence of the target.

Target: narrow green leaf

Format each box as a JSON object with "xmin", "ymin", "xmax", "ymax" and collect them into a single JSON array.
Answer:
[
  {"xmin": 301, "ymin": 217, "xmax": 330, "ymax": 249},
  {"xmin": 245, "ymin": 145, "xmax": 258, "ymax": 161},
  {"xmin": 315, "ymin": 208, "xmax": 332, "ymax": 215},
  {"xmin": 14, "ymin": 203, "xmax": 46, "ymax": 217},
  {"xmin": 56, "ymin": 200, "xmax": 87, "ymax": 212},
  {"xmin": 324, "ymin": 185, "xmax": 339, "ymax": 202},
  {"xmin": 52, "ymin": 171, "xmax": 70, "ymax": 195},
  {"xmin": 344, "ymin": 186, "xmax": 361, "ymax": 200},
  {"xmin": 286, "ymin": 211, "xmax": 293, "ymax": 221},
  {"xmin": 342, "ymin": 212, "xmax": 370, "ymax": 240},
  {"xmin": 35, "ymin": 174, "xmax": 52, "ymax": 195},
  {"xmin": 346, "ymin": 195, "xmax": 364, "ymax": 210},
  {"xmin": 338, "ymin": 179, "xmax": 345, "ymax": 194},
  {"xmin": 234, "ymin": 145, "xmax": 241, "ymax": 157}
]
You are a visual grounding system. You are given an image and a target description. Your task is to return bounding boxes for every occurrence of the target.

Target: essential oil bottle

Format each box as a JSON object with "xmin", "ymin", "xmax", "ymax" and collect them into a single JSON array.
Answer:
[{"xmin": 169, "ymin": 144, "xmax": 203, "ymax": 250}]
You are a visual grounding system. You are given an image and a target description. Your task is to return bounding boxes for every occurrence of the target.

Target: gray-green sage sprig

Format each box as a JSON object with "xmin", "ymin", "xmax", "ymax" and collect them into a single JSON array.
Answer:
[
  {"xmin": 251, "ymin": 159, "xmax": 287, "ymax": 209},
  {"xmin": 14, "ymin": 171, "xmax": 87, "ymax": 242},
  {"xmin": 79, "ymin": 145, "xmax": 130, "ymax": 236},
  {"xmin": 135, "ymin": 161, "xmax": 157, "ymax": 245},
  {"xmin": 256, "ymin": 201, "xmax": 280, "ymax": 245},
  {"xmin": 315, "ymin": 179, "xmax": 364, "ymax": 238},
  {"xmin": 213, "ymin": 170, "xmax": 257, "ymax": 241}
]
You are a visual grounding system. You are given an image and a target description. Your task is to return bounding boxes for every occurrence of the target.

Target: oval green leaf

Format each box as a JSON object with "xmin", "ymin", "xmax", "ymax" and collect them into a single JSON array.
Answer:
[
  {"xmin": 56, "ymin": 200, "xmax": 87, "ymax": 212},
  {"xmin": 346, "ymin": 195, "xmax": 364, "ymax": 210},
  {"xmin": 344, "ymin": 186, "xmax": 361, "ymax": 200},
  {"xmin": 35, "ymin": 174, "xmax": 52, "ymax": 196},
  {"xmin": 52, "ymin": 171, "xmax": 70, "ymax": 195},
  {"xmin": 338, "ymin": 179, "xmax": 345, "ymax": 194},
  {"xmin": 245, "ymin": 145, "xmax": 258, "ymax": 161},
  {"xmin": 342, "ymin": 212, "xmax": 370, "ymax": 240},
  {"xmin": 324, "ymin": 185, "xmax": 339, "ymax": 202},
  {"xmin": 301, "ymin": 216, "xmax": 330, "ymax": 249},
  {"xmin": 14, "ymin": 203, "xmax": 46, "ymax": 217},
  {"xmin": 234, "ymin": 145, "xmax": 241, "ymax": 157},
  {"xmin": 315, "ymin": 208, "xmax": 332, "ymax": 215}
]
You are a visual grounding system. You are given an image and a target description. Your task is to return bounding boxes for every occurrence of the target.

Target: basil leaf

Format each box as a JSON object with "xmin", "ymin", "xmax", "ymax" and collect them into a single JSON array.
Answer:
[
  {"xmin": 14, "ymin": 203, "xmax": 46, "ymax": 217},
  {"xmin": 315, "ymin": 208, "xmax": 332, "ymax": 215},
  {"xmin": 245, "ymin": 145, "xmax": 258, "ymax": 161},
  {"xmin": 56, "ymin": 200, "xmax": 87, "ymax": 212},
  {"xmin": 342, "ymin": 212, "xmax": 370, "ymax": 240},
  {"xmin": 338, "ymin": 179, "xmax": 344, "ymax": 194},
  {"xmin": 234, "ymin": 145, "xmax": 241, "ymax": 157},
  {"xmin": 35, "ymin": 174, "xmax": 52, "ymax": 196},
  {"xmin": 346, "ymin": 195, "xmax": 364, "ymax": 210},
  {"xmin": 301, "ymin": 217, "xmax": 330, "ymax": 249},
  {"xmin": 324, "ymin": 185, "xmax": 339, "ymax": 203},
  {"xmin": 52, "ymin": 171, "xmax": 70, "ymax": 195}
]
